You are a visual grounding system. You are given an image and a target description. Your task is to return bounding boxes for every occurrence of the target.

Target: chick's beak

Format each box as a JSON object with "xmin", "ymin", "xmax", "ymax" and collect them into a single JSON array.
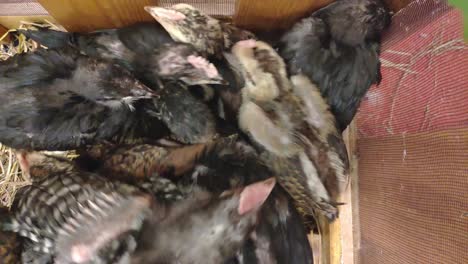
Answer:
[
  {"xmin": 144, "ymin": 6, "xmax": 186, "ymax": 21},
  {"xmin": 208, "ymin": 76, "xmax": 228, "ymax": 86},
  {"xmin": 217, "ymin": 78, "xmax": 229, "ymax": 85}
]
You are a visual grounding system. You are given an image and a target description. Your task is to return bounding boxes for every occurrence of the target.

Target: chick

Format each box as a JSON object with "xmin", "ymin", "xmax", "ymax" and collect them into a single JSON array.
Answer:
[
  {"xmin": 76, "ymin": 136, "xmax": 271, "ymax": 189},
  {"xmin": 132, "ymin": 178, "xmax": 276, "ymax": 264},
  {"xmin": 0, "ymin": 151, "xmax": 152, "ymax": 263},
  {"xmin": 226, "ymin": 187, "xmax": 314, "ymax": 264},
  {"xmin": 0, "ymin": 46, "xmax": 165, "ymax": 150},
  {"xmin": 2, "ymin": 151, "xmax": 277, "ymax": 264},
  {"xmin": 19, "ymin": 22, "xmax": 172, "ymax": 54},
  {"xmin": 21, "ymin": 25, "xmax": 224, "ymax": 144},
  {"xmin": 279, "ymin": 0, "xmax": 392, "ymax": 132},
  {"xmin": 20, "ymin": 23, "xmax": 225, "ymax": 87},
  {"xmin": 134, "ymin": 43, "xmax": 225, "ymax": 87},
  {"xmin": 231, "ymin": 39, "xmax": 349, "ymax": 221},
  {"xmin": 145, "ymin": 4, "xmax": 256, "ymax": 58},
  {"xmin": 144, "ymin": 4, "xmax": 257, "ymax": 125},
  {"xmin": 149, "ymin": 82, "xmax": 218, "ymax": 144},
  {"xmin": 0, "ymin": 46, "xmax": 218, "ymax": 149}
]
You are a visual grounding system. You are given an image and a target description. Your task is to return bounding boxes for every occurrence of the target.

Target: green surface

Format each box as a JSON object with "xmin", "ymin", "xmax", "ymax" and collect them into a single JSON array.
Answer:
[{"xmin": 448, "ymin": 0, "xmax": 467, "ymax": 40}]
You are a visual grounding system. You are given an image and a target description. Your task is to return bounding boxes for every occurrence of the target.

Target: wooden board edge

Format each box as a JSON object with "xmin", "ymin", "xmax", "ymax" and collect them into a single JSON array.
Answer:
[{"xmin": 0, "ymin": 15, "xmax": 60, "ymax": 30}]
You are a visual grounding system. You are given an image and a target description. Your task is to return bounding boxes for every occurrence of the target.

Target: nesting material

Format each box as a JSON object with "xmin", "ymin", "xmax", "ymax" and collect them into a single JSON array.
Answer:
[{"xmin": 0, "ymin": 20, "xmax": 71, "ymax": 208}]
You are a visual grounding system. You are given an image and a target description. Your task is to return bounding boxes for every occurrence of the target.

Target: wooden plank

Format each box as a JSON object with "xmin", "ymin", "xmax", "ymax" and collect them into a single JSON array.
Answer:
[
  {"xmin": 0, "ymin": 24, "xmax": 7, "ymax": 36},
  {"xmin": 310, "ymin": 120, "xmax": 359, "ymax": 264},
  {"xmin": 234, "ymin": 0, "xmax": 334, "ymax": 30},
  {"xmin": 0, "ymin": 15, "xmax": 59, "ymax": 29},
  {"xmin": 342, "ymin": 120, "xmax": 360, "ymax": 264},
  {"xmin": 37, "ymin": 0, "xmax": 413, "ymax": 33},
  {"xmin": 0, "ymin": 24, "xmax": 9, "ymax": 43},
  {"xmin": 38, "ymin": 0, "xmax": 158, "ymax": 32},
  {"xmin": 234, "ymin": 0, "xmax": 414, "ymax": 31}
]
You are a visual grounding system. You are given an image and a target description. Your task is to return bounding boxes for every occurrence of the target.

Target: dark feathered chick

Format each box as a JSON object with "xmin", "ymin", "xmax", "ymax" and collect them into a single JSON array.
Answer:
[
  {"xmin": 20, "ymin": 24, "xmax": 225, "ymax": 144},
  {"xmin": 0, "ymin": 151, "xmax": 152, "ymax": 263},
  {"xmin": 19, "ymin": 22, "xmax": 171, "ymax": 53},
  {"xmin": 148, "ymin": 82, "xmax": 218, "ymax": 144},
  {"xmin": 232, "ymin": 39, "xmax": 349, "ymax": 221},
  {"xmin": 0, "ymin": 46, "xmax": 219, "ymax": 149},
  {"xmin": 279, "ymin": 0, "xmax": 392, "ymax": 132},
  {"xmin": 0, "ymin": 46, "xmax": 171, "ymax": 150},
  {"xmin": 145, "ymin": 4, "xmax": 256, "ymax": 58},
  {"xmin": 226, "ymin": 187, "xmax": 314, "ymax": 264},
  {"xmin": 132, "ymin": 177, "xmax": 276, "ymax": 264},
  {"xmin": 20, "ymin": 24, "xmax": 226, "ymax": 87}
]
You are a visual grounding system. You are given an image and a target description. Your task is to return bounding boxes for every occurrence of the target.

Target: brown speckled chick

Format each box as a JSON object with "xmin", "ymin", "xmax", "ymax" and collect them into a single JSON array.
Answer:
[
  {"xmin": 145, "ymin": 4, "xmax": 256, "ymax": 58},
  {"xmin": 76, "ymin": 136, "xmax": 272, "ymax": 190},
  {"xmin": 231, "ymin": 39, "xmax": 350, "ymax": 221}
]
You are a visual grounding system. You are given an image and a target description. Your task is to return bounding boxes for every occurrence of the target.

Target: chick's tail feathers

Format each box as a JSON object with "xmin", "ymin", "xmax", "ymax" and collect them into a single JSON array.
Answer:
[
  {"xmin": 259, "ymin": 151, "xmax": 339, "ymax": 222},
  {"xmin": 17, "ymin": 28, "xmax": 75, "ymax": 49},
  {"xmin": 259, "ymin": 188, "xmax": 314, "ymax": 263},
  {"xmin": 0, "ymin": 45, "xmax": 79, "ymax": 89}
]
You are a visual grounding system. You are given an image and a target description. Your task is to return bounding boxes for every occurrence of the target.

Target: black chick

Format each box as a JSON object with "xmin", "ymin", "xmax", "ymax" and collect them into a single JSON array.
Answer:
[
  {"xmin": 20, "ymin": 25, "xmax": 226, "ymax": 87},
  {"xmin": 279, "ymin": 0, "xmax": 392, "ymax": 132},
  {"xmin": 177, "ymin": 138, "xmax": 314, "ymax": 264},
  {"xmin": 145, "ymin": 3, "xmax": 256, "ymax": 58},
  {"xmin": 231, "ymin": 39, "xmax": 349, "ymax": 221},
  {"xmin": 20, "ymin": 24, "xmax": 224, "ymax": 144},
  {"xmin": 0, "ymin": 46, "xmax": 166, "ymax": 150},
  {"xmin": 19, "ymin": 22, "xmax": 171, "ymax": 54},
  {"xmin": 1, "ymin": 151, "xmax": 277, "ymax": 264},
  {"xmin": 0, "ymin": 46, "xmax": 218, "ymax": 150},
  {"xmin": 131, "ymin": 177, "xmax": 276, "ymax": 264},
  {"xmin": 226, "ymin": 187, "xmax": 314, "ymax": 264},
  {"xmin": 148, "ymin": 81, "xmax": 219, "ymax": 144}
]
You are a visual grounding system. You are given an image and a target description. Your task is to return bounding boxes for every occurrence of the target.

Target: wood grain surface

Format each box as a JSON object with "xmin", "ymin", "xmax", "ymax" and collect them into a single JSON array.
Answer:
[
  {"xmin": 37, "ymin": 0, "xmax": 158, "ymax": 32},
  {"xmin": 35, "ymin": 0, "xmax": 413, "ymax": 32},
  {"xmin": 0, "ymin": 15, "xmax": 58, "ymax": 29},
  {"xmin": 234, "ymin": 0, "xmax": 333, "ymax": 30}
]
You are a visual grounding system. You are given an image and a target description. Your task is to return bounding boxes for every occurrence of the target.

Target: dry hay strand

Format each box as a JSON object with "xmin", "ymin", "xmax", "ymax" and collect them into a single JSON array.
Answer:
[
  {"xmin": 0, "ymin": 144, "xmax": 29, "ymax": 208},
  {"xmin": 0, "ymin": 20, "xmax": 74, "ymax": 208},
  {"xmin": 0, "ymin": 19, "xmax": 62, "ymax": 60}
]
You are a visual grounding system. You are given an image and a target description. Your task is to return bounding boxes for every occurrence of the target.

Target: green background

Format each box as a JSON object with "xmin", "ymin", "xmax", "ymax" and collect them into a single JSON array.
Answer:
[{"xmin": 448, "ymin": 0, "xmax": 467, "ymax": 40}]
